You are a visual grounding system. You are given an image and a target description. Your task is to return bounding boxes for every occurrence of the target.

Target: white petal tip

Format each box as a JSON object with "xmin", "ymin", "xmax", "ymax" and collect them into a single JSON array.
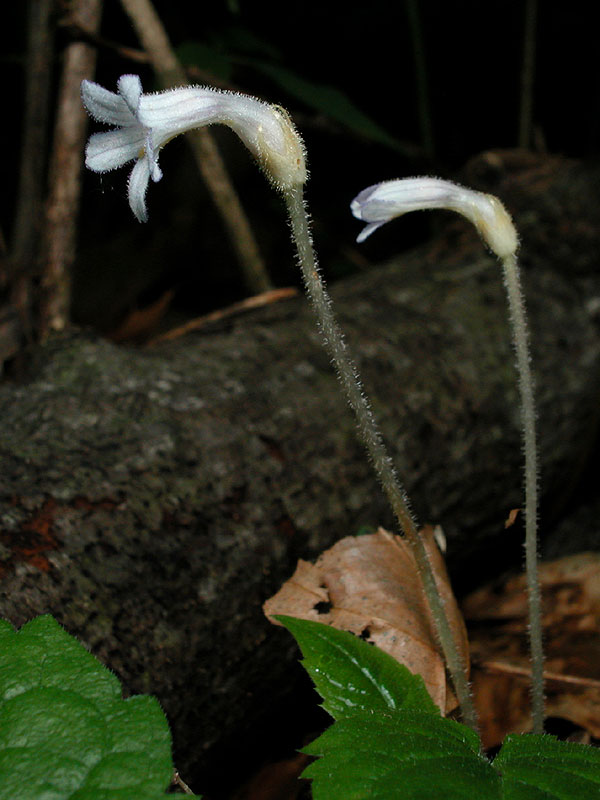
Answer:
[
  {"xmin": 356, "ymin": 223, "xmax": 382, "ymax": 243},
  {"xmin": 117, "ymin": 74, "xmax": 143, "ymax": 116}
]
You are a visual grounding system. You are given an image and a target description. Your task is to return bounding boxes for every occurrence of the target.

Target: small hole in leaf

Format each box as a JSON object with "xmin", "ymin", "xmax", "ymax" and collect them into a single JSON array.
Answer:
[{"xmin": 313, "ymin": 601, "xmax": 332, "ymax": 615}]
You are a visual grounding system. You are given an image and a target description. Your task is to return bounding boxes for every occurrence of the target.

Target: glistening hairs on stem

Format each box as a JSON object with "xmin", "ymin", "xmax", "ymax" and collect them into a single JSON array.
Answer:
[
  {"xmin": 351, "ymin": 176, "xmax": 544, "ymax": 735},
  {"xmin": 81, "ymin": 75, "xmax": 478, "ymax": 732}
]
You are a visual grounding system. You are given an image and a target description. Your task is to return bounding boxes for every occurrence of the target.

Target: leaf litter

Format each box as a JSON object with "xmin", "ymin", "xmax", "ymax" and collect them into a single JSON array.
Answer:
[
  {"xmin": 463, "ymin": 551, "xmax": 600, "ymax": 748},
  {"xmin": 264, "ymin": 526, "xmax": 469, "ymax": 714},
  {"xmin": 259, "ymin": 536, "xmax": 600, "ymax": 799}
]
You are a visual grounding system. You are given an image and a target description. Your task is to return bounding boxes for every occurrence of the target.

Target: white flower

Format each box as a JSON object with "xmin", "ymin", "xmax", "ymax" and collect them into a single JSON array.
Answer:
[
  {"xmin": 81, "ymin": 74, "xmax": 306, "ymax": 222},
  {"xmin": 351, "ymin": 177, "xmax": 518, "ymax": 259}
]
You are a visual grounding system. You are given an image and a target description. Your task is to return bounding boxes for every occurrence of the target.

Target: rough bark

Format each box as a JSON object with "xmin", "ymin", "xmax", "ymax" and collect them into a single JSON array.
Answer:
[
  {"xmin": 1, "ymin": 152, "xmax": 600, "ymax": 785},
  {"xmin": 39, "ymin": 0, "xmax": 103, "ymax": 335}
]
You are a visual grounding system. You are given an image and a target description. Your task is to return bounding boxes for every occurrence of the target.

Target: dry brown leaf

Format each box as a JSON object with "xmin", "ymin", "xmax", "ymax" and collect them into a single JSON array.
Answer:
[
  {"xmin": 108, "ymin": 289, "xmax": 175, "ymax": 343},
  {"xmin": 463, "ymin": 551, "xmax": 600, "ymax": 747},
  {"xmin": 264, "ymin": 527, "xmax": 469, "ymax": 714},
  {"xmin": 504, "ymin": 508, "xmax": 521, "ymax": 529},
  {"xmin": 228, "ymin": 752, "xmax": 310, "ymax": 800}
]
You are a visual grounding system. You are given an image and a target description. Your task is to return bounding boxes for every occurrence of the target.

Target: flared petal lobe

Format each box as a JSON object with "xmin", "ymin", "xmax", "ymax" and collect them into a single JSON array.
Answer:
[
  {"xmin": 117, "ymin": 74, "xmax": 143, "ymax": 117},
  {"xmin": 127, "ymin": 157, "xmax": 152, "ymax": 223},
  {"xmin": 85, "ymin": 130, "xmax": 145, "ymax": 173},
  {"xmin": 81, "ymin": 80, "xmax": 137, "ymax": 128}
]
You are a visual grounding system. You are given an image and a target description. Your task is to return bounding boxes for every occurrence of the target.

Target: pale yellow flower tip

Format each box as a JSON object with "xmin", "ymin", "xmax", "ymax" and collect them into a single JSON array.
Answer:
[
  {"xmin": 466, "ymin": 191, "xmax": 519, "ymax": 259},
  {"xmin": 255, "ymin": 105, "xmax": 307, "ymax": 191}
]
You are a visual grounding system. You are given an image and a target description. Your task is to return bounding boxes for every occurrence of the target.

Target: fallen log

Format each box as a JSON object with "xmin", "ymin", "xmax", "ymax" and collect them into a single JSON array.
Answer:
[{"xmin": 1, "ymin": 151, "xmax": 599, "ymax": 786}]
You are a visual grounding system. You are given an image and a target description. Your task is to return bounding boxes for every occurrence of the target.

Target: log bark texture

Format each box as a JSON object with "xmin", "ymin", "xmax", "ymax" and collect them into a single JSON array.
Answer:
[{"xmin": 1, "ymin": 151, "xmax": 600, "ymax": 786}]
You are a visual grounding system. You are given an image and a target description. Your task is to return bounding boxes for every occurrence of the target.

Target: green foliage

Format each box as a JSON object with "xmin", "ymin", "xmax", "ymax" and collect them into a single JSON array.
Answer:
[
  {"xmin": 494, "ymin": 735, "xmax": 600, "ymax": 799},
  {"xmin": 0, "ymin": 615, "xmax": 198, "ymax": 800},
  {"xmin": 278, "ymin": 616, "xmax": 600, "ymax": 800},
  {"xmin": 303, "ymin": 710, "xmax": 499, "ymax": 800},
  {"xmin": 276, "ymin": 614, "xmax": 437, "ymax": 718}
]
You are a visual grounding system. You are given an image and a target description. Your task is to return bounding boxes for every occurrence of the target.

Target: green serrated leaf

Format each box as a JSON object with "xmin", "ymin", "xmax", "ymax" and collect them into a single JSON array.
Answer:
[
  {"xmin": 276, "ymin": 616, "xmax": 438, "ymax": 719},
  {"xmin": 281, "ymin": 617, "xmax": 600, "ymax": 799},
  {"xmin": 494, "ymin": 734, "xmax": 600, "ymax": 799},
  {"xmin": 303, "ymin": 710, "xmax": 500, "ymax": 800},
  {"xmin": 0, "ymin": 615, "xmax": 196, "ymax": 800}
]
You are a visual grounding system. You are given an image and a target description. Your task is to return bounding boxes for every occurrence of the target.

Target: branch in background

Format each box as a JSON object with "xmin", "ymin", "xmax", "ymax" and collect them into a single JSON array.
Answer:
[
  {"xmin": 57, "ymin": 16, "xmax": 148, "ymax": 64},
  {"xmin": 9, "ymin": 0, "xmax": 54, "ymax": 346},
  {"xmin": 119, "ymin": 0, "xmax": 272, "ymax": 295},
  {"xmin": 38, "ymin": 0, "xmax": 103, "ymax": 337},
  {"xmin": 518, "ymin": 0, "xmax": 537, "ymax": 149}
]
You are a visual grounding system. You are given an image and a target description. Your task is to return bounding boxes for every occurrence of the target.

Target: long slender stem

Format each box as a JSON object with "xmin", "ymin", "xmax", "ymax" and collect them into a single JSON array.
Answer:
[
  {"xmin": 501, "ymin": 252, "xmax": 544, "ymax": 734},
  {"xmin": 284, "ymin": 185, "xmax": 479, "ymax": 733}
]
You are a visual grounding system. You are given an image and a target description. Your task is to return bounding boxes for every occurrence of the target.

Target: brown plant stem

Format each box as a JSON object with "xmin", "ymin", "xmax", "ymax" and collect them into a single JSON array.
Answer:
[
  {"xmin": 39, "ymin": 0, "xmax": 103, "ymax": 337},
  {"xmin": 119, "ymin": 0, "xmax": 272, "ymax": 295},
  {"xmin": 10, "ymin": 0, "xmax": 54, "ymax": 341}
]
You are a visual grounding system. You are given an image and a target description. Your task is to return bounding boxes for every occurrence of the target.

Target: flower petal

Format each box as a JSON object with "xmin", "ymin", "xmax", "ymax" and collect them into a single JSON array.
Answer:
[
  {"xmin": 85, "ymin": 129, "xmax": 145, "ymax": 173},
  {"xmin": 137, "ymin": 87, "xmax": 223, "ymax": 135},
  {"xmin": 81, "ymin": 80, "xmax": 137, "ymax": 127},
  {"xmin": 144, "ymin": 132, "xmax": 162, "ymax": 183},
  {"xmin": 355, "ymin": 221, "xmax": 385, "ymax": 243},
  {"xmin": 117, "ymin": 74, "xmax": 143, "ymax": 118},
  {"xmin": 351, "ymin": 178, "xmax": 518, "ymax": 257},
  {"xmin": 127, "ymin": 157, "xmax": 152, "ymax": 222}
]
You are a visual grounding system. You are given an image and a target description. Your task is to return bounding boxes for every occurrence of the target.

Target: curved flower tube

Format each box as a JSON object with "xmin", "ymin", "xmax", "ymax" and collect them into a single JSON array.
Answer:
[
  {"xmin": 351, "ymin": 177, "xmax": 518, "ymax": 258},
  {"xmin": 351, "ymin": 175, "xmax": 544, "ymax": 734},
  {"xmin": 81, "ymin": 74, "xmax": 306, "ymax": 222}
]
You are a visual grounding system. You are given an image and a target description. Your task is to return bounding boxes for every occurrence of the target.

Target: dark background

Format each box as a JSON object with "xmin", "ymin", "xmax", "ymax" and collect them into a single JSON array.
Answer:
[
  {"xmin": 2, "ymin": 4, "xmax": 600, "ymax": 795},
  {"xmin": 2, "ymin": 0, "xmax": 598, "ymax": 336}
]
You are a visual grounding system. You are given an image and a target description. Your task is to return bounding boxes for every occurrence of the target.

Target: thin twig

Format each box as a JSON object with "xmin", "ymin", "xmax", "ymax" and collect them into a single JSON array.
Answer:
[
  {"xmin": 148, "ymin": 287, "xmax": 298, "ymax": 345},
  {"xmin": 58, "ymin": 16, "xmax": 148, "ymax": 63},
  {"xmin": 39, "ymin": 0, "xmax": 103, "ymax": 336},
  {"xmin": 118, "ymin": 0, "xmax": 273, "ymax": 295},
  {"xmin": 477, "ymin": 660, "xmax": 600, "ymax": 690},
  {"xmin": 172, "ymin": 771, "xmax": 194, "ymax": 794}
]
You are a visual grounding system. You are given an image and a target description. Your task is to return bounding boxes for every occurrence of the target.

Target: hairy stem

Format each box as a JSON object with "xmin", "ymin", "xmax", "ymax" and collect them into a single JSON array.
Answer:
[
  {"xmin": 284, "ymin": 185, "xmax": 479, "ymax": 733},
  {"xmin": 501, "ymin": 252, "xmax": 544, "ymax": 734}
]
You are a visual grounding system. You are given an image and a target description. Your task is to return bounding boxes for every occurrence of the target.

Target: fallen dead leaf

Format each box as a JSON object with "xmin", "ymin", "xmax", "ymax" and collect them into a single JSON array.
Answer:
[
  {"xmin": 264, "ymin": 527, "xmax": 469, "ymax": 714},
  {"xmin": 504, "ymin": 508, "xmax": 521, "ymax": 529},
  {"xmin": 228, "ymin": 752, "xmax": 310, "ymax": 800},
  {"xmin": 463, "ymin": 551, "xmax": 600, "ymax": 748},
  {"xmin": 108, "ymin": 288, "xmax": 175, "ymax": 343}
]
